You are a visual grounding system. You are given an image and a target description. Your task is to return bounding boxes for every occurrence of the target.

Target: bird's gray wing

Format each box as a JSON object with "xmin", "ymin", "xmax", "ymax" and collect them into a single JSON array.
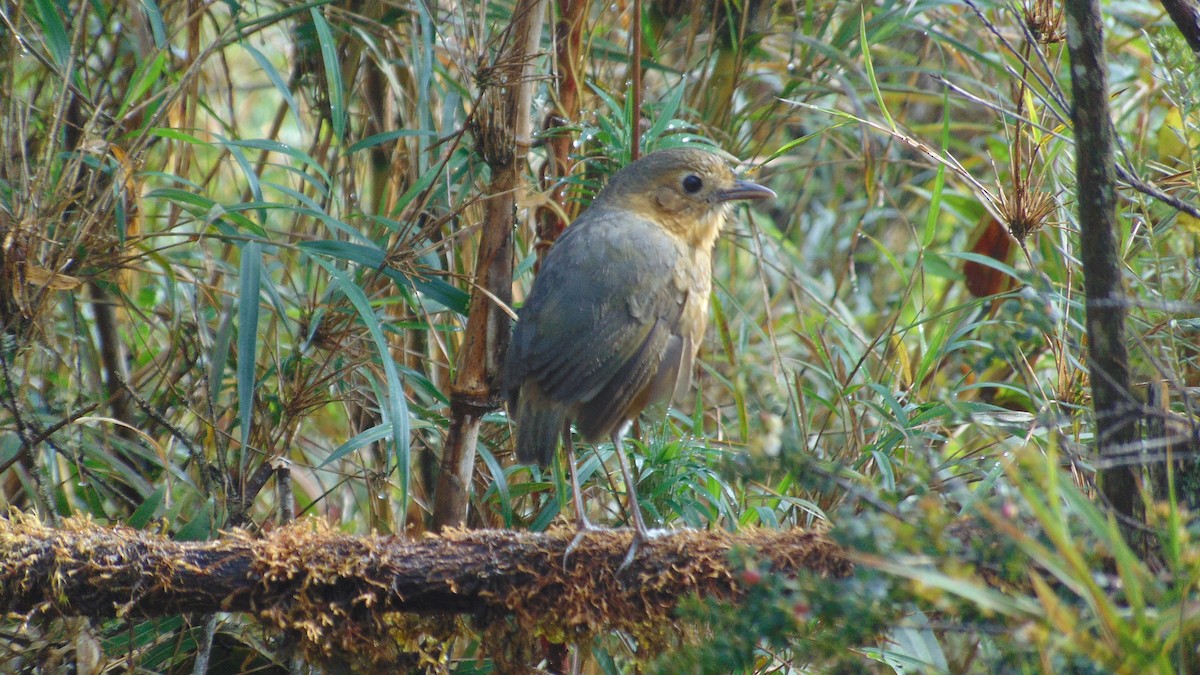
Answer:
[{"xmin": 505, "ymin": 208, "xmax": 689, "ymax": 438}]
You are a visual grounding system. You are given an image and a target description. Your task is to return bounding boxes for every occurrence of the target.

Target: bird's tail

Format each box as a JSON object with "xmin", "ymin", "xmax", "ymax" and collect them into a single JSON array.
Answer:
[{"xmin": 513, "ymin": 385, "xmax": 565, "ymax": 466}]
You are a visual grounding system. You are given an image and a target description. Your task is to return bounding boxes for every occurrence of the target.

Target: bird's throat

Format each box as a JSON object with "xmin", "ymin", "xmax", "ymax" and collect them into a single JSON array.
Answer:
[{"xmin": 662, "ymin": 207, "xmax": 726, "ymax": 250}]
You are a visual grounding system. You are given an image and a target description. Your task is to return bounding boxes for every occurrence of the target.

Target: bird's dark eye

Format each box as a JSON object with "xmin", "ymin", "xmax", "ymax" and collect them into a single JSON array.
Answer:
[{"xmin": 682, "ymin": 174, "xmax": 703, "ymax": 194}]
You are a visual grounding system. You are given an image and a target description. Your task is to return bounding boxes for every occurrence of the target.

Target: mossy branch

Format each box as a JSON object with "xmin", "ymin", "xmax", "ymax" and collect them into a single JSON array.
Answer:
[{"xmin": 0, "ymin": 515, "xmax": 848, "ymax": 643}]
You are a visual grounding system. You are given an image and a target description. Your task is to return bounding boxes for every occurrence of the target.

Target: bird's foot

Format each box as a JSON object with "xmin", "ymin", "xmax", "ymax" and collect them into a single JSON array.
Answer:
[
  {"xmin": 617, "ymin": 527, "xmax": 670, "ymax": 573},
  {"xmin": 562, "ymin": 521, "xmax": 600, "ymax": 566}
]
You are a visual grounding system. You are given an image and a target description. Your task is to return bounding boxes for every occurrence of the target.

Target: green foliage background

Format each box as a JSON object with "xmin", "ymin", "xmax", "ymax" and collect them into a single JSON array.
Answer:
[{"xmin": 1, "ymin": 0, "xmax": 1199, "ymax": 671}]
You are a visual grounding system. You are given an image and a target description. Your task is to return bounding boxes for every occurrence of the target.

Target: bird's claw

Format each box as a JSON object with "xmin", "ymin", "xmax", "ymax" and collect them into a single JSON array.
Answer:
[
  {"xmin": 562, "ymin": 522, "xmax": 599, "ymax": 566},
  {"xmin": 564, "ymin": 521, "xmax": 673, "ymax": 571},
  {"xmin": 617, "ymin": 527, "xmax": 672, "ymax": 573},
  {"xmin": 617, "ymin": 533, "xmax": 642, "ymax": 573}
]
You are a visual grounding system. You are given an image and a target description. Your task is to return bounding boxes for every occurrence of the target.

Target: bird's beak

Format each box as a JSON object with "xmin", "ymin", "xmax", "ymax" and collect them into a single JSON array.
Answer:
[{"xmin": 717, "ymin": 179, "xmax": 776, "ymax": 202}]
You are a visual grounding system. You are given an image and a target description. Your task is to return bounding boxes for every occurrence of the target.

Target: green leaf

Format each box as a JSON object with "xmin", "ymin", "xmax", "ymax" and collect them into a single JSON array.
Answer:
[
  {"xmin": 861, "ymin": 6, "xmax": 895, "ymax": 132},
  {"xmin": 140, "ymin": 0, "xmax": 169, "ymax": 48},
  {"xmin": 346, "ymin": 129, "xmax": 436, "ymax": 155},
  {"xmin": 33, "ymin": 0, "xmax": 70, "ymax": 69},
  {"xmin": 237, "ymin": 241, "xmax": 263, "ymax": 453},
  {"xmin": 477, "ymin": 445, "xmax": 514, "ymax": 527},
  {"xmin": 144, "ymin": 188, "xmax": 265, "ymax": 236},
  {"xmin": 870, "ymin": 556, "xmax": 1040, "ymax": 618},
  {"xmin": 299, "ymin": 240, "xmax": 471, "ymax": 315},
  {"xmin": 117, "ymin": 52, "xmax": 168, "ymax": 121},
  {"xmin": 219, "ymin": 139, "xmax": 265, "ymax": 226},
  {"xmin": 922, "ymin": 89, "xmax": 951, "ymax": 247},
  {"xmin": 147, "ymin": 127, "xmax": 213, "ymax": 147},
  {"xmin": 174, "ymin": 498, "xmax": 215, "ymax": 541},
  {"xmin": 223, "ymin": 138, "xmax": 331, "ymax": 191},
  {"xmin": 243, "ymin": 41, "xmax": 304, "ymax": 130},
  {"xmin": 210, "ymin": 297, "xmax": 235, "ymax": 419},
  {"xmin": 127, "ymin": 486, "xmax": 167, "ymax": 530},
  {"xmin": 309, "ymin": 6, "xmax": 347, "ymax": 140},
  {"xmin": 643, "ymin": 79, "xmax": 687, "ymax": 147},
  {"xmin": 102, "ymin": 616, "xmax": 185, "ymax": 653},
  {"xmin": 321, "ymin": 416, "xmax": 437, "ymax": 467},
  {"xmin": 309, "ymin": 256, "xmax": 412, "ymax": 516}
]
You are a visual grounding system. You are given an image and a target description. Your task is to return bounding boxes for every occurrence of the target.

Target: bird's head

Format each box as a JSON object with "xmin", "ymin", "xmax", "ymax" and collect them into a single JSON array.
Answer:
[{"xmin": 593, "ymin": 147, "xmax": 775, "ymax": 248}]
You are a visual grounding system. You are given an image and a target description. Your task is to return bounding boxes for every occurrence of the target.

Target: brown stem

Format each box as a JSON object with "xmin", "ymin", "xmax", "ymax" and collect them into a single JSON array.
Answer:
[
  {"xmin": 431, "ymin": 0, "xmax": 545, "ymax": 531},
  {"xmin": 534, "ymin": 0, "xmax": 587, "ymax": 260},
  {"xmin": 89, "ymin": 284, "xmax": 136, "ymax": 441},
  {"xmin": 631, "ymin": 0, "xmax": 643, "ymax": 161},
  {"xmin": 1064, "ymin": 0, "xmax": 1141, "ymax": 524},
  {"xmin": 228, "ymin": 460, "xmax": 276, "ymax": 528},
  {"xmin": 1159, "ymin": 0, "xmax": 1200, "ymax": 56}
]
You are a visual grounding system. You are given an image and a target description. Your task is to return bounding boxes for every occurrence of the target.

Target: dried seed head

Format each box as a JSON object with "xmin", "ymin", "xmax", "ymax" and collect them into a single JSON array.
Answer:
[{"xmin": 1022, "ymin": 0, "xmax": 1064, "ymax": 44}]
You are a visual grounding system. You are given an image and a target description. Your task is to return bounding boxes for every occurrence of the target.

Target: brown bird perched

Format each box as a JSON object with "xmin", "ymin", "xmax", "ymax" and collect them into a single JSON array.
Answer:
[{"xmin": 504, "ymin": 147, "xmax": 774, "ymax": 566}]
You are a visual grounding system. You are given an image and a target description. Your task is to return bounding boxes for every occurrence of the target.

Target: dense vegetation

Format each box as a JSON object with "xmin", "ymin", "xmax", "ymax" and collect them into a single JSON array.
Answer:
[{"xmin": 1, "ymin": 0, "xmax": 1198, "ymax": 671}]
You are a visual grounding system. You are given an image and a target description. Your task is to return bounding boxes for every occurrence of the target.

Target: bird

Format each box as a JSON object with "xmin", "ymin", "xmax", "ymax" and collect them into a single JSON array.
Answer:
[{"xmin": 504, "ymin": 147, "xmax": 774, "ymax": 567}]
